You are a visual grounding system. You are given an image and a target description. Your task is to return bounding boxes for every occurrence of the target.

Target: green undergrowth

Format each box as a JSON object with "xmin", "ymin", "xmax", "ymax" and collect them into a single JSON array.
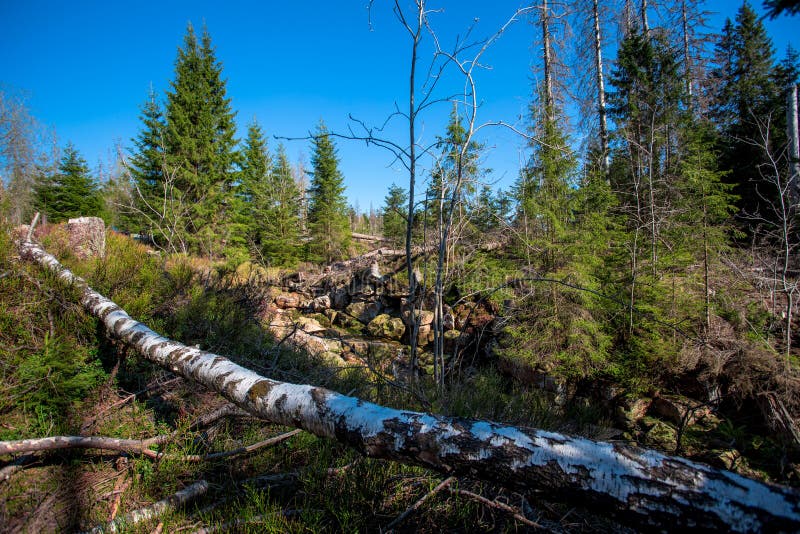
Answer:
[
  {"xmin": 3, "ymin": 227, "xmax": 608, "ymax": 531},
  {"xmin": 3, "ymin": 226, "xmax": 797, "ymax": 532}
]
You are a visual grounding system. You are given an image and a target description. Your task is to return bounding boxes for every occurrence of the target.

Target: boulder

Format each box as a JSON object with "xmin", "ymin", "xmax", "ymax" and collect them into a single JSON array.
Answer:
[
  {"xmin": 402, "ymin": 309, "xmax": 434, "ymax": 327},
  {"xmin": 415, "ymin": 324, "xmax": 433, "ymax": 347},
  {"xmin": 331, "ymin": 286, "xmax": 350, "ymax": 309},
  {"xmin": 275, "ymin": 293, "xmax": 302, "ymax": 309},
  {"xmin": 650, "ymin": 395, "xmax": 710, "ymax": 426},
  {"xmin": 67, "ymin": 216, "xmax": 105, "ymax": 259},
  {"xmin": 616, "ymin": 397, "xmax": 652, "ymax": 429},
  {"xmin": 367, "ymin": 314, "xmax": 406, "ymax": 341},
  {"xmin": 642, "ymin": 418, "xmax": 677, "ymax": 450},
  {"xmin": 295, "ymin": 316, "xmax": 327, "ymax": 335},
  {"xmin": 443, "ymin": 329, "xmax": 461, "ymax": 352},
  {"xmin": 346, "ymin": 300, "xmax": 383, "ymax": 324},
  {"xmin": 310, "ymin": 295, "xmax": 331, "ymax": 312}
]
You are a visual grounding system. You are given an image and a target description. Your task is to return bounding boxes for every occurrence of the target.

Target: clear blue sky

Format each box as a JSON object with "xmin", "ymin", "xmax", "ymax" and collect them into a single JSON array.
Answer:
[{"xmin": 1, "ymin": 1, "xmax": 798, "ymax": 210}]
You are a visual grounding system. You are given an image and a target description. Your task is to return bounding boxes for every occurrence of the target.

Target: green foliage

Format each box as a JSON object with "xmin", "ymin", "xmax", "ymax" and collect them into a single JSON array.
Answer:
[
  {"xmin": 470, "ymin": 185, "xmax": 511, "ymax": 233},
  {"xmin": 128, "ymin": 89, "xmax": 167, "ymax": 233},
  {"xmin": 261, "ymin": 144, "xmax": 303, "ymax": 266},
  {"xmin": 0, "ymin": 224, "xmax": 107, "ymax": 435},
  {"xmin": 381, "ymin": 183, "xmax": 407, "ymax": 247},
  {"xmin": 708, "ymin": 2, "xmax": 795, "ymax": 220},
  {"xmin": 424, "ymin": 106, "xmax": 482, "ymax": 232},
  {"xmin": 17, "ymin": 332, "xmax": 105, "ymax": 412},
  {"xmin": 514, "ymin": 96, "xmax": 579, "ymax": 271},
  {"xmin": 34, "ymin": 143, "xmax": 103, "ymax": 223},
  {"xmin": 307, "ymin": 121, "xmax": 350, "ymax": 263},
  {"xmin": 131, "ymin": 22, "xmax": 239, "ymax": 258}
]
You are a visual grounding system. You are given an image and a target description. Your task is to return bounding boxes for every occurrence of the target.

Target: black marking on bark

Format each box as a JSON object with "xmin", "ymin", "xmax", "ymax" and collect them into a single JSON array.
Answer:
[
  {"xmin": 98, "ymin": 304, "xmax": 121, "ymax": 320},
  {"xmin": 129, "ymin": 330, "xmax": 147, "ymax": 346},
  {"xmin": 146, "ymin": 341, "xmax": 171, "ymax": 360},
  {"xmin": 310, "ymin": 388, "xmax": 330, "ymax": 415},
  {"xmin": 112, "ymin": 316, "xmax": 128, "ymax": 336},
  {"xmin": 168, "ymin": 347, "xmax": 193, "ymax": 363},
  {"xmin": 221, "ymin": 378, "xmax": 243, "ymax": 399},
  {"xmin": 274, "ymin": 393, "xmax": 289, "ymax": 416},
  {"xmin": 246, "ymin": 380, "xmax": 274, "ymax": 405},
  {"xmin": 213, "ymin": 371, "xmax": 233, "ymax": 391}
]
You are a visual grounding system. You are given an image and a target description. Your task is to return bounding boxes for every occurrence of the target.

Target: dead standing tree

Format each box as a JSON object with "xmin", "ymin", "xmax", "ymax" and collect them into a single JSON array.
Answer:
[{"xmin": 15, "ymin": 227, "xmax": 800, "ymax": 532}]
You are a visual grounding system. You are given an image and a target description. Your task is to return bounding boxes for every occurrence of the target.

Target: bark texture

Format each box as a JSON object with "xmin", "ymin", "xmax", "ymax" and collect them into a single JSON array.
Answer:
[{"xmin": 18, "ymin": 239, "xmax": 800, "ymax": 532}]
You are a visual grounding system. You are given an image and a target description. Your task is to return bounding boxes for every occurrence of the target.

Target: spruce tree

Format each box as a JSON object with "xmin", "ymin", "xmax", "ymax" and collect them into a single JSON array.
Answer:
[
  {"xmin": 709, "ymin": 2, "xmax": 781, "ymax": 220},
  {"xmin": 307, "ymin": 121, "xmax": 350, "ymax": 263},
  {"xmin": 515, "ymin": 96, "xmax": 578, "ymax": 271},
  {"xmin": 35, "ymin": 144, "xmax": 102, "ymax": 223},
  {"xmin": 382, "ymin": 183, "xmax": 408, "ymax": 247},
  {"xmin": 164, "ymin": 23, "xmax": 238, "ymax": 257},
  {"xmin": 128, "ymin": 90, "xmax": 168, "ymax": 242},
  {"xmin": 262, "ymin": 144, "xmax": 302, "ymax": 265},
  {"xmin": 232, "ymin": 120, "xmax": 270, "ymax": 263}
]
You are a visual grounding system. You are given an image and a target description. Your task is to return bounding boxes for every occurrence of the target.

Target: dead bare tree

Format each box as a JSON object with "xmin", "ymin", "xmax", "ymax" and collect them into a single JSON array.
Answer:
[
  {"xmin": 745, "ymin": 112, "xmax": 800, "ymax": 365},
  {"xmin": 117, "ymin": 148, "xmax": 191, "ymax": 255}
]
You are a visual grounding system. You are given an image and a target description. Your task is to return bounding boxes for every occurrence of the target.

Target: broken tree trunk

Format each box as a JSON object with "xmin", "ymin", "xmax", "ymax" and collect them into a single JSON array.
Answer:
[{"xmin": 18, "ymin": 239, "xmax": 800, "ymax": 532}]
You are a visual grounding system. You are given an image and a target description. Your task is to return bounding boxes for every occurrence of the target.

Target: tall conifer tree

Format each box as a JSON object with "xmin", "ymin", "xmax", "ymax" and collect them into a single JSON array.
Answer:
[
  {"xmin": 307, "ymin": 121, "xmax": 350, "ymax": 263},
  {"xmin": 164, "ymin": 23, "xmax": 238, "ymax": 257},
  {"xmin": 263, "ymin": 145, "xmax": 302, "ymax": 265},
  {"xmin": 35, "ymin": 144, "xmax": 102, "ymax": 223},
  {"xmin": 128, "ymin": 90, "xmax": 168, "ymax": 242},
  {"xmin": 709, "ymin": 2, "xmax": 781, "ymax": 219}
]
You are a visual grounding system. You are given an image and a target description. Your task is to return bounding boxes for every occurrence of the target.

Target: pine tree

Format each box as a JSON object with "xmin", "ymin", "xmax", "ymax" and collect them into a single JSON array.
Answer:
[
  {"xmin": 515, "ymin": 96, "xmax": 578, "ymax": 271},
  {"xmin": 128, "ymin": 89, "xmax": 168, "ymax": 242},
  {"xmin": 425, "ymin": 106, "xmax": 481, "ymax": 240},
  {"xmin": 232, "ymin": 120, "xmax": 270, "ymax": 263},
  {"xmin": 709, "ymin": 2, "xmax": 781, "ymax": 220},
  {"xmin": 262, "ymin": 144, "xmax": 302, "ymax": 266},
  {"xmin": 35, "ymin": 144, "xmax": 102, "ymax": 223},
  {"xmin": 307, "ymin": 121, "xmax": 350, "ymax": 263},
  {"xmin": 163, "ymin": 23, "xmax": 238, "ymax": 257},
  {"xmin": 676, "ymin": 120, "xmax": 737, "ymax": 331},
  {"xmin": 382, "ymin": 183, "xmax": 408, "ymax": 247}
]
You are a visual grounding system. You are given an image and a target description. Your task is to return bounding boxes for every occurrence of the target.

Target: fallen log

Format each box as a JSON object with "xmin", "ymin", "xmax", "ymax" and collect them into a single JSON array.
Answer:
[
  {"xmin": 18, "ymin": 238, "xmax": 800, "ymax": 531},
  {"xmin": 85, "ymin": 480, "xmax": 208, "ymax": 534}
]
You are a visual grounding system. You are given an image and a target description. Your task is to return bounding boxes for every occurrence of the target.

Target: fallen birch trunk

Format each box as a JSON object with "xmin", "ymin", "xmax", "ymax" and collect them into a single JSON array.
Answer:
[
  {"xmin": 0, "ymin": 435, "xmax": 167, "ymax": 459},
  {"xmin": 18, "ymin": 239, "xmax": 800, "ymax": 531},
  {"xmin": 85, "ymin": 480, "xmax": 208, "ymax": 534}
]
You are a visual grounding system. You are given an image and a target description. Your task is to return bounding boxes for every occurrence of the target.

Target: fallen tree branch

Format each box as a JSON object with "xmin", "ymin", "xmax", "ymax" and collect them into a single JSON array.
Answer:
[
  {"xmin": 0, "ymin": 429, "xmax": 301, "ymax": 463},
  {"xmin": 0, "ymin": 435, "xmax": 167, "ymax": 459},
  {"xmin": 85, "ymin": 480, "xmax": 208, "ymax": 534},
  {"xmin": 448, "ymin": 487, "xmax": 552, "ymax": 531},
  {"xmin": 385, "ymin": 476, "xmax": 456, "ymax": 531},
  {"xmin": 17, "ymin": 238, "xmax": 800, "ymax": 532},
  {"xmin": 185, "ymin": 429, "xmax": 302, "ymax": 462}
]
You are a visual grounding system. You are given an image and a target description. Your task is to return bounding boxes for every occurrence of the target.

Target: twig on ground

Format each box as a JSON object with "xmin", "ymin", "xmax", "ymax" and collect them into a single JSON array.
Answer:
[
  {"xmin": 384, "ymin": 476, "xmax": 456, "ymax": 531},
  {"xmin": 448, "ymin": 487, "xmax": 555, "ymax": 532},
  {"xmin": 108, "ymin": 474, "xmax": 131, "ymax": 521},
  {"xmin": 326, "ymin": 458, "xmax": 361, "ymax": 476},
  {"xmin": 0, "ymin": 454, "xmax": 36, "ymax": 484}
]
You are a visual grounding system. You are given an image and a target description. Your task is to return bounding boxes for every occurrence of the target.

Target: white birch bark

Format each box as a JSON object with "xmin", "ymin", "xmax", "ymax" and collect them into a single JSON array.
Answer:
[
  {"xmin": 789, "ymin": 84, "xmax": 800, "ymax": 204},
  {"xmin": 592, "ymin": 0, "xmax": 609, "ymax": 171},
  {"xmin": 18, "ymin": 239, "xmax": 800, "ymax": 532}
]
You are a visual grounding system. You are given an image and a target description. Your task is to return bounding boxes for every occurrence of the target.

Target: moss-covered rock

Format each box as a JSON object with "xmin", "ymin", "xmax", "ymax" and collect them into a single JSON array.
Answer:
[{"xmin": 367, "ymin": 314, "xmax": 406, "ymax": 340}]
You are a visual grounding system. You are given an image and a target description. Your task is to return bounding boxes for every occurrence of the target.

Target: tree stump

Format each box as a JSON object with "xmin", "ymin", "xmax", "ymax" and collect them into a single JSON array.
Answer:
[{"xmin": 67, "ymin": 217, "xmax": 105, "ymax": 259}]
